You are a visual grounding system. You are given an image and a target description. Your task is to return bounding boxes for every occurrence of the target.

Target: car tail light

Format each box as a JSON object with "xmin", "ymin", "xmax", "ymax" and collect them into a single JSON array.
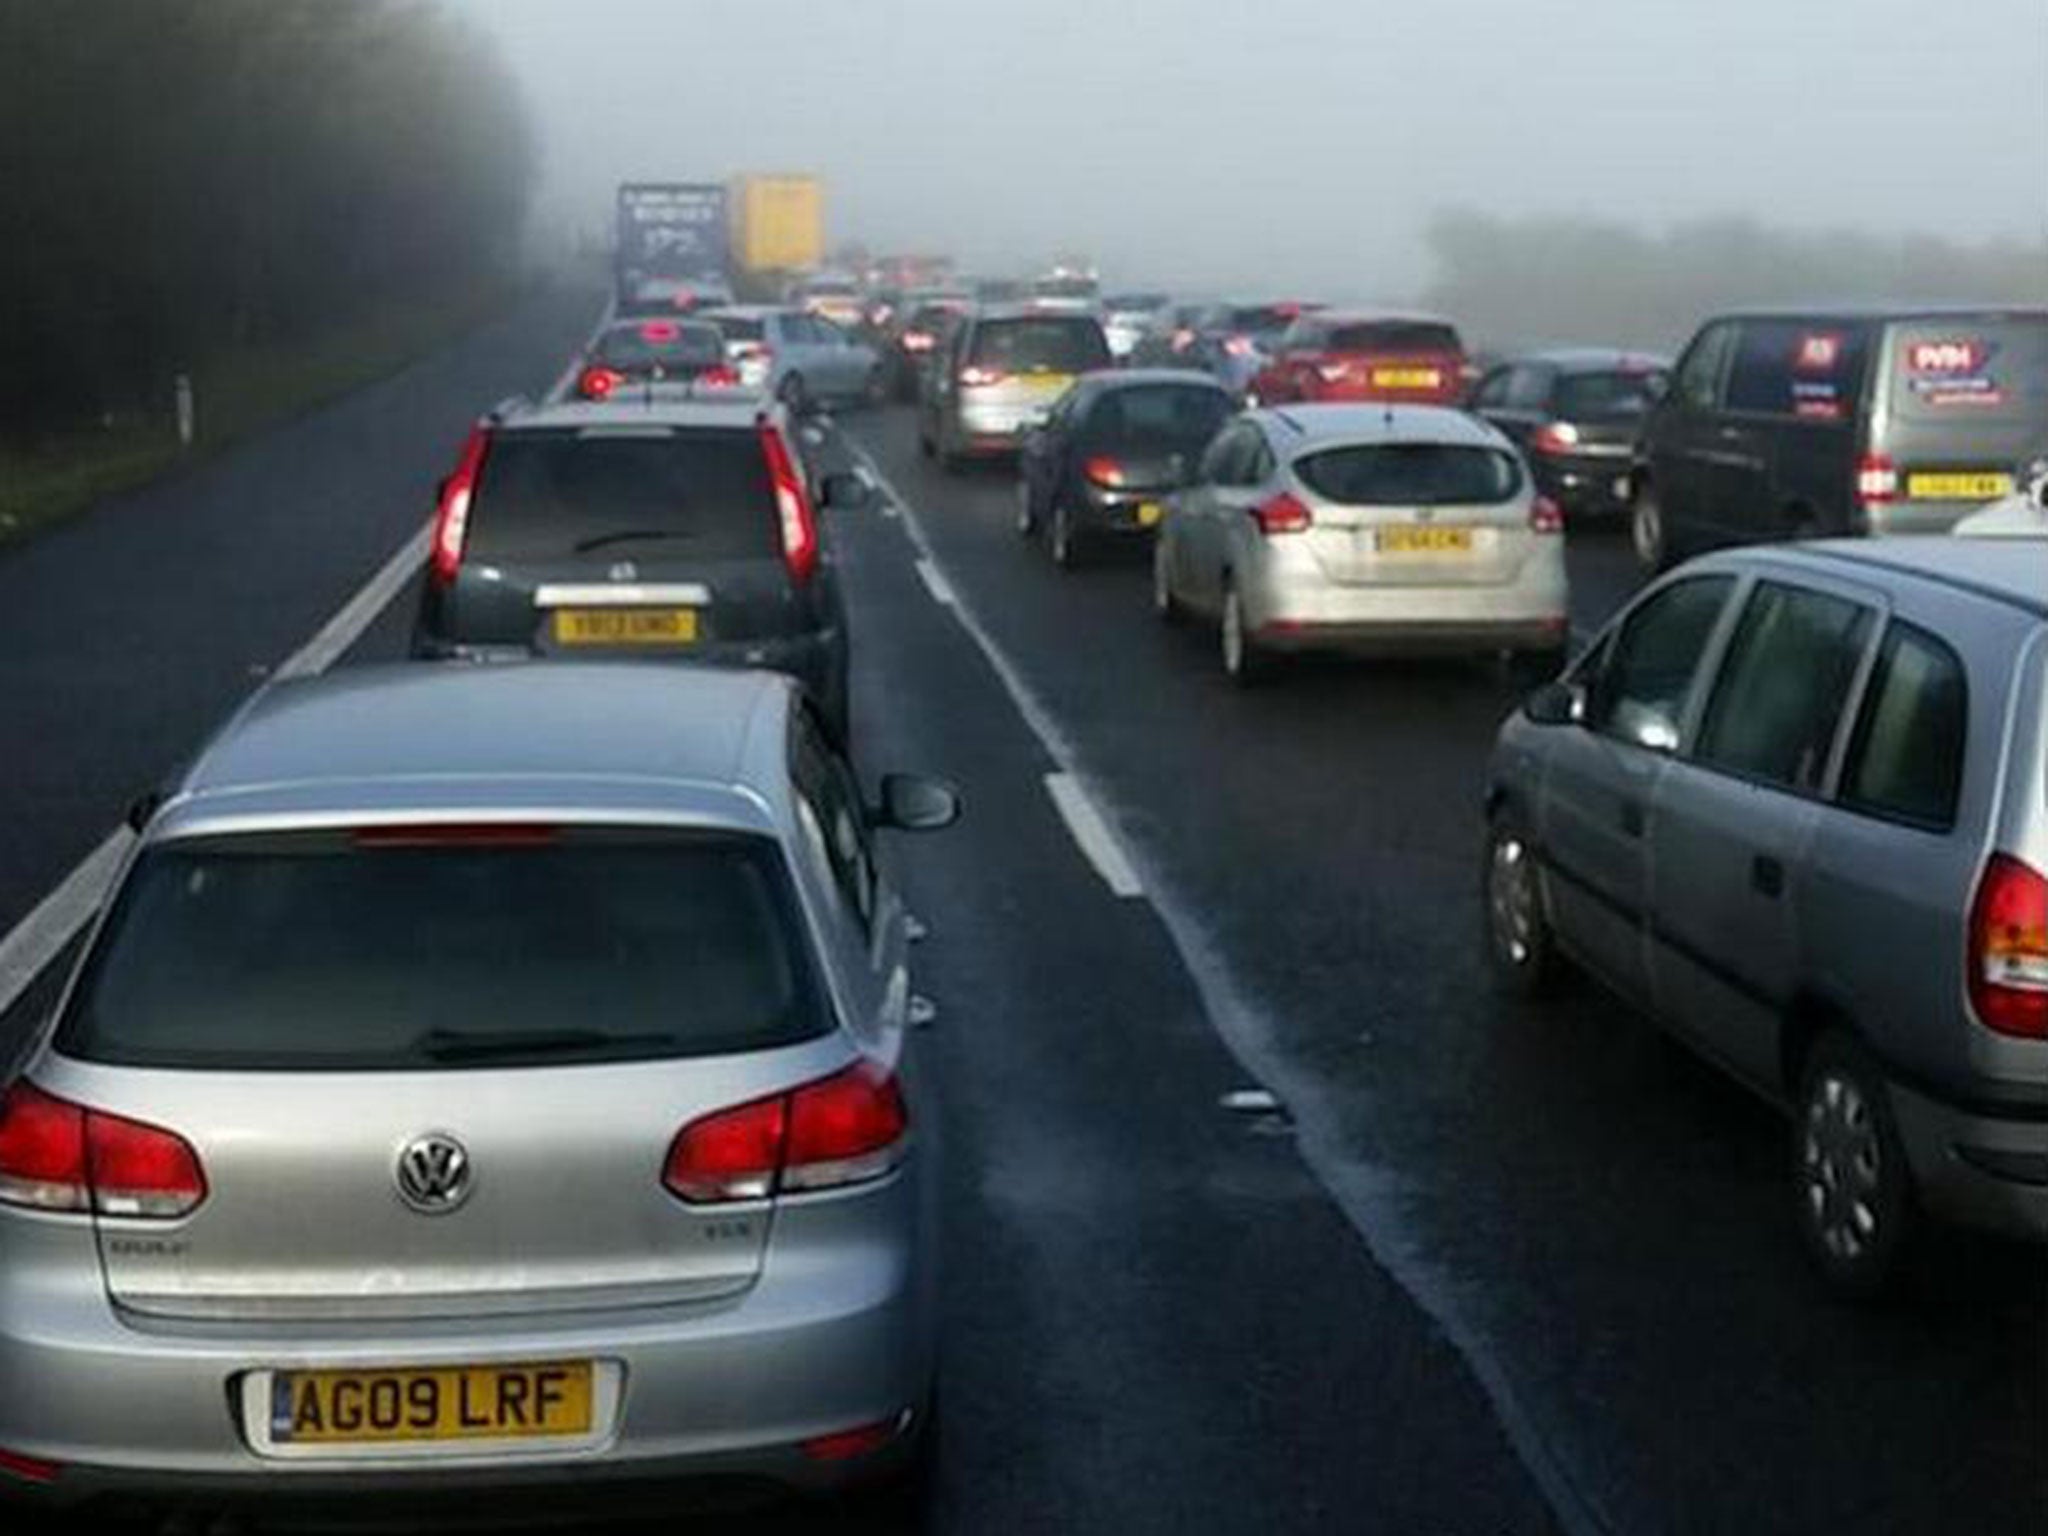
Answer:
[
  {"xmin": 1529, "ymin": 494, "xmax": 1566, "ymax": 533},
  {"xmin": 0, "ymin": 1081, "xmax": 204, "ymax": 1219},
  {"xmin": 1252, "ymin": 491, "xmax": 1312, "ymax": 535},
  {"xmin": 902, "ymin": 331, "xmax": 934, "ymax": 353},
  {"xmin": 959, "ymin": 365, "xmax": 1005, "ymax": 387},
  {"xmin": 638, "ymin": 321, "xmax": 679, "ymax": 343},
  {"xmin": 802, "ymin": 1417, "xmax": 902, "ymax": 1463},
  {"xmin": 1968, "ymin": 854, "xmax": 2048, "ymax": 1039},
  {"xmin": 1855, "ymin": 451, "xmax": 1898, "ymax": 505},
  {"xmin": 664, "ymin": 1063, "xmax": 907, "ymax": 1204},
  {"xmin": 1083, "ymin": 456, "xmax": 1125, "ymax": 488},
  {"xmin": 1224, "ymin": 335, "xmax": 1255, "ymax": 358},
  {"xmin": 1171, "ymin": 328, "xmax": 1195, "ymax": 351},
  {"xmin": 698, "ymin": 364, "xmax": 740, "ymax": 388},
  {"xmin": 1531, "ymin": 421, "xmax": 1581, "ymax": 455},
  {"xmin": 1315, "ymin": 360, "xmax": 1349, "ymax": 384},
  {"xmin": 577, "ymin": 366, "xmax": 624, "ymax": 402},
  {"xmin": 760, "ymin": 419, "xmax": 818, "ymax": 584},
  {"xmin": 429, "ymin": 424, "xmax": 490, "ymax": 586},
  {"xmin": 0, "ymin": 1447, "xmax": 62, "ymax": 1484}
]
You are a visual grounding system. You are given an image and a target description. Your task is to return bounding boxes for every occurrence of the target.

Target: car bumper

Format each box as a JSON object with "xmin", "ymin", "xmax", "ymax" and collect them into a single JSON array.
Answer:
[
  {"xmin": 955, "ymin": 399, "xmax": 1055, "ymax": 445},
  {"xmin": 1889, "ymin": 1083, "xmax": 2048, "ymax": 1241},
  {"xmin": 1243, "ymin": 558, "xmax": 1570, "ymax": 655},
  {"xmin": 1532, "ymin": 456, "xmax": 1634, "ymax": 516},
  {"xmin": 0, "ymin": 1175, "xmax": 933, "ymax": 1511},
  {"xmin": 1079, "ymin": 486, "xmax": 1175, "ymax": 536}
]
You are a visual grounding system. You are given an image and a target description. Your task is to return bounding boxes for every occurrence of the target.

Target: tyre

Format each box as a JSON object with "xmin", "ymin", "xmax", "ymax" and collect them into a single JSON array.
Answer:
[
  {"xmin": 1484, "ymin": 812, "xmax": 1560, "ymax": 997},
  {"xmin": 1793, "ymin": 1032, "xmax": 1918, "ymax": 1299},
  {"xmin": 1049, "ymin": 499, "xmax": 1085, "ymax": 570},
  {"xmin": 1630, "ymin": 481, "xmax": 1669, "ymax": 573},
  {"xmin": 1220, "ymin": 579, "xmax": 1265, "ymax": 685},
  {"xmin": 1152, "ymin": 536, "xmax": 1183, "ymax": 624}
]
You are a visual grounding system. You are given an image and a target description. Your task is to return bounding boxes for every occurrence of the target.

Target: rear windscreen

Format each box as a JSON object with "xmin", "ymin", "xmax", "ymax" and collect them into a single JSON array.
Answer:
[
  {"xmin": 970, "ymin": 318, "xmax": 1111, "ymax": 373},
  {"xmin": 1086, "ymin": 385, "xmax": 1234, "ymax": 446},
  {"xmin": 1890, "ymin": 316, "xmax": 2048, "ymax": 422},
  {"xmin": 56, "ymin": 831, "xmax": 828, "ymax": 1071},
  {"xmin": 1555, "ymin": 368, "xmax": 1671, "ymax": 418},
  {"xmin": 466, "ymin": 429, "xmax": 777, "ymax": 562},
  {"xmin": 593, "ymin": 323, "xmax": 727, "ymax": 372},
  {"xmin": 706, "ymin": 313, "xmax": 764, "ymax": 343},
  {"xmin": 1327, "ymin": 322, "xmax": 1463, "ymax": 355},
  {"xmin": 1295, "ymin": 444, "xmax": 1523, "ymax": 505}
]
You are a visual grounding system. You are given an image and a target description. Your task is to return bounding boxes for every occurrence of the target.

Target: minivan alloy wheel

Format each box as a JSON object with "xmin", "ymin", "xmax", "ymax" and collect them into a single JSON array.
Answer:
[
  {"xmin": 1631, "ymin": 486, "xmax": 1666, "ymax": 571},
  {"xmin": 1221, "ymin": 582, "xmax": 1259, "ymax": 682},
  {"xmin": 1152, "ymin": 538, "xmax": 1180, "ymax": 622},
  {"xmin": 1050, "ymin": 501, "xmax": 1077, "ymax": 568},
  {"xmin": 1795, "ymin": 1034, "xmax": 1914, "ymax": 1296},
  {"xmin": 1487, "ymin": 833, "xmax": 1539, "ymax": 967}
]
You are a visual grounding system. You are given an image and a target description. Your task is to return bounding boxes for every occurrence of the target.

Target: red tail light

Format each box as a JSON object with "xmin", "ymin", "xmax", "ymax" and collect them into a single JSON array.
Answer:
[
  {"xmin": 698, "ymin": 364, "xmax": 740, "ymax": 388},
  {"xmin": 1315, "ymin": 359, "xmax": 1349, "ymax": 384},
  {"xmin": 1083, "ymin": 456, "xmax": 1125, "ymax": 488},
  {"xmin": 959, "ymin": 365, "xmax": 1005, "ymax": 387},
  {"xmin": 577, "ymin": 365, "xmax": 625, "ymax": 401},
  {"xmin": 1968, "ymin": 854, "xmax": 2048, "ymax": 1039},
  {"xmin": 1856, "ymin": 451, "xmax": 1898, "ymax": 505},
  {"xmin": 429, "ymin": 425, "xmax": 490, "ymax": 586},
  {"xmin": 1223, "ymin": 336, "xmax": 1255, "ymax": 358},
  {"xmin": 0, "ymin": 1081, "xmax": 205, "ymax": 1219},
  {"xmin": 638, "ymin": 321, "xmax": 679, "ymax": 343},
  {"xmin": 664, "ymin": 1063, "xmax": 907, "ymax": 1204},
  {"xmin": 1529, "ymin": 494, "xmax": 1565, "ymax": 533},
  {"xmin": 0, "ymin": 1447, "xmax": 62, "ymax": 1484},
  {"xmin": 1531, "ymin": 421, "xmax": 1581, "ymax": 456},
  {"xmin": 1252, "ymin": 491, "xmax": 1312, "ymax": 535},
  {"xmin": 902, "ymin": 331, "xmax": 934, "ymax": 353},
  {"xmin": 760, "ymin": 420, "xmax": 818, "ymax": 584}
]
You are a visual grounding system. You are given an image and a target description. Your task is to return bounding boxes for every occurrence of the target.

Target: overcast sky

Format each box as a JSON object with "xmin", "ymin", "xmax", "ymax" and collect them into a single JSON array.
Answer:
[{"xmin": 465, "ymin": 0, "xmax": 2048, "ymax": 298}]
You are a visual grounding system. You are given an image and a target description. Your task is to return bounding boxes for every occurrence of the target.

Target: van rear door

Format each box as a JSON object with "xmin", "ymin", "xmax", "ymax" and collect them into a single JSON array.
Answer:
[{"xmin": 1873, "ymin": 314, "xmax": 2048, "ymax": 533}]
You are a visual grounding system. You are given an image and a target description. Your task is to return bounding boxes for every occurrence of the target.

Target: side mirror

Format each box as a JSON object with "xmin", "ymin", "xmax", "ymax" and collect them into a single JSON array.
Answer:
[
  {"xmin": 1523, "ymin": 680, "xmax": 1586, "ymax": 727},
  {"xmin": 820, "ymin": 472, "xmax": 871, "ymax": 510},
  {"xmin": 871, "ymin": 773, "xmax": 962, "ymax": 833}
]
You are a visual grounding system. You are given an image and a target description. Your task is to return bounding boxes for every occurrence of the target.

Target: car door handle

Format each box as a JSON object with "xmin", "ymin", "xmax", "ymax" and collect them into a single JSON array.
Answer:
[
  {"xmin": 1751, "ymin": 854, "xmax": 1784, "ymax": 898},
  {"xmin": 1620, "ymin": 801, "xmax": 1645, "ymax": 838}
]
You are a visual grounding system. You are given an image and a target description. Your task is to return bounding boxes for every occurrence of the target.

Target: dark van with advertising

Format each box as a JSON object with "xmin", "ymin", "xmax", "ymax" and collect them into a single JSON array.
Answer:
[{"xmin": 1629, "ymin": 307, "xmax": 2048, "ymax": 570}]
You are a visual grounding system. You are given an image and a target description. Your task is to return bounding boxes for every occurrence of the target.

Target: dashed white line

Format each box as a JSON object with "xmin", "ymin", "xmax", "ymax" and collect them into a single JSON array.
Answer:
[
  {"xmin": 1042, "ymin": 773, "xmax": 1144, "ymax": 898},
  {"xmin": 914, "ymin": 557, "xmax": 957, "ymax": 608}
]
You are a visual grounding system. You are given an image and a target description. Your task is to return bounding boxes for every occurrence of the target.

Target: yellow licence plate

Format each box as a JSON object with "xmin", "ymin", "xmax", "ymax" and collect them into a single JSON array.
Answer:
[
  {"xmin": 1136, "ymin": 501, "xmax": 1164, "ymax": 527},
  {"xmin": 1906, "ymin": 471, "xmax": 2013, "ymax": 500},
  {"xmin": 272, "ymin": 1361, "xmax": 594, "ymax": 1445},
  {"xmin": 552, "ymin": 607, "xmax": 698, "ymax": 645},
  {"xmin": 1377, "ymin": 525, "xmax": 1473, "ymax": 554},
  {"xmin": 1370, "ymin": 367, "xmax": 1442, "ymax": 390}
]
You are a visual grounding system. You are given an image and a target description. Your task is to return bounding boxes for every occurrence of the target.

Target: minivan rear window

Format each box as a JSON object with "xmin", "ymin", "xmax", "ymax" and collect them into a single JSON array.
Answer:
[
  {"xmin": 970, "ymin": 318, "xmax": 1111, "ymax": 374},
  {"xmin": 465, "ymin": 429, "xmax": 778, "ymax": 562},
  {"xmin": 1086, "ymin": 385, "xmax": 1234, "ymax": 445},
  {"xmin": 592, "ymin": 322, "xmax": 727, "ymax": 373},
  {"xmin": 1890, "ymin": 315, "xmax": 2048, "ymax": 422},
  {"xmin": 1295, "ymin": 443, "xmax": 1522, "ymax": 505},
  {"xmin": 1327, "ymin": 322, "xmax": 1463, "ymax": 355},
  {"xmin": 57, "ymin": 830, "xmax": 828, "ymax": 1071},
  {"xmin": 1555, "ymin": 368, "xmax": 1671, "ymax": 418}
]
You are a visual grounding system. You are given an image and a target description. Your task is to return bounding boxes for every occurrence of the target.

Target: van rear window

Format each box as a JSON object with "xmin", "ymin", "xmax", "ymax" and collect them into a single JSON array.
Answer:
[
  {"xmin": 1890, "ymin": 316, "xmax": 2048, "ymax": 422},
  {"xmin": 465, "ymin": 429, "xmax": 778, "ymax": 563},
  {"xmin": 57, "ymin": 831, "xmax": 827, "ymax": 1071},
  {"xmin": 970, "ymin": 318, "xmax": 1111, "ymax": 373},
  {"xmin": 1295, "ymin": 444, "xmax": 1522, "ymax": 505}
]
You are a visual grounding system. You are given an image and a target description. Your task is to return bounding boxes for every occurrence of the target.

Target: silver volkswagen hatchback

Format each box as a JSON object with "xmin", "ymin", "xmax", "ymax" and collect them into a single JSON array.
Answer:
[{"xmin": 0, "ymin": 663, "xmax": 957, "ymax": 1516}]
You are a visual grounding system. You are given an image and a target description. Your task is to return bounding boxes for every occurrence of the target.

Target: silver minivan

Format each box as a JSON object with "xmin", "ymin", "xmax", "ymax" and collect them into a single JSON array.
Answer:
[
  {"xmin": 1485, "ymin": 538, "xmax": 2048, "ymax": 1293},
  {"xmin": 919, "ymin": 306, "xmax": 1112, "ymax": 470},
  {"xmin": 0, "ymin": 663, "xmax": 958, "ymax": 1515}
]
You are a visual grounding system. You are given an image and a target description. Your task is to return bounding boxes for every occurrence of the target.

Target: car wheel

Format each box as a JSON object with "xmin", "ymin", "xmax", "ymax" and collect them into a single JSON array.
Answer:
[
  {"xmin": 1794, "ymin": 1032, "xmax": 1918, "ymax": 1299},
  {"xmin": 1220, "ymin": 579, "xmax": 1264, "ymax": 685},
  {"xmin": 1484, "ymin": 812, "xmax": 1559, "ymax": 997},
  {"xmin": 1049, "ymin": 499, "xmax": 1083, "ymax": 570},
  {"xmin": 1630, "ymin": 482, "xmax": 1668, "ymax": 572},
  {"xmin": 1014, "ymin": 478, "xmax": 1037, "ymax": 537},
  {"xmin": 1152, "ymin": 537, "xmax": 1183, "ymax": 624}
]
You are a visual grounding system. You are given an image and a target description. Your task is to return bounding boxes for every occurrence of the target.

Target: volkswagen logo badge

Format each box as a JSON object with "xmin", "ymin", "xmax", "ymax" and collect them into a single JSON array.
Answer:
[{"xmin": 394, "ymin": 1133, "xmax": 472, "ymax": 1215}]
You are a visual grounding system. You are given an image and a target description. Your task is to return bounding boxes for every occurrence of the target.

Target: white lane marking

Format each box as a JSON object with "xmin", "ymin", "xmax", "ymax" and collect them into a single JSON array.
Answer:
[
  {"xmin": 914, "ymin": 558, "xmax": 957, "ymax": 608},
  {"xmin": 846, "ymin": 436, "xmax": 1607, "ymax": 1536},
  {"xmin": 0, "ymin": 520, "xmax": 434, "ymax": 1019},
  {"xmin": 1043, "ymin": 773, "xmax": 1143, "ymax": 898}
]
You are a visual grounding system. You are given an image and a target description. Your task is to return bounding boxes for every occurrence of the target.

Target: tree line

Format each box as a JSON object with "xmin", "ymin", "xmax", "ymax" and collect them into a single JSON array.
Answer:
[
  {"xmin": 0, "ymin": 0, "xmax": 534, "ymax": 440},
  {"xmin": 1422, "ymin": 208, "xmax": 2048, "ymax": 357}
]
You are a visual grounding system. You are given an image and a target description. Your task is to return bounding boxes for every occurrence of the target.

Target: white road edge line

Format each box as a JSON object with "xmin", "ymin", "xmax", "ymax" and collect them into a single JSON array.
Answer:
[
  {"xmin": 0, "ymin": 518, "xmax": 434, "ymax": 1019},
  {"xmin": 1043, "ymin": 773, "xmax": 1144, "ymax": 898},
  {"xmin": 845, "ymin": 439, "xmax": 1609, "ymax": 1536},
  {"xmin": 913, "ymin": 558, "xmax": 957, "ymax": 608}
]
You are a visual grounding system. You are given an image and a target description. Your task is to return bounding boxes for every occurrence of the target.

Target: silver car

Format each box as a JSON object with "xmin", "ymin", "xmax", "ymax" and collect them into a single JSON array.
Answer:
[
  {"xmin": 919, "ymin": 306, "xmax": 1113, "ymax": 471},
  {"xmin": 1153, "ymin": 404, "xmax": 1570, "ymax": 684},
  {"xmin": 702, "ymin": 305, "xmax": 881, "ymax": 414},
  {"xmin": 0, "ymin": 663, "xmax": 957, "ymax": 1513},
  {"xmin": 1485, "ymin": 538, "xmax": 2048, "ymax": 1293}
]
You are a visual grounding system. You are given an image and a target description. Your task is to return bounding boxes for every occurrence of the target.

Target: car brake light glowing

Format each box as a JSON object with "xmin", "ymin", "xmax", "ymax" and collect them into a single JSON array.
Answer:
[
  {"xmin": 760, "ymin": 419, "xmax": 818, "ymax": 584},
  {"xmin": 1316, "ymin": 361, "xmax": 1349, "ymax": 384},
  {"xmin": 1083, "ymin": 456, "xmax": 1125, "ymax": 488},
  {"xmin": 698, "ymin": 364, "xmax": 741, "ymax": 388},
  {"xmin": 1531, "ymin": 421, "xmax": 1581, "ymax": 455},
  {"xmin": 1855, "ymin": 451, "xmax": 1898, "ymax": 505},
  {"xmin": 1529, "ymin": 494, "xmax": 1566, "ymax": 533},
  {"xmin": 0, "ymin": 1081, "xmax": 205, "ymax": 1219},
  {"xmin": 637, "ymin": 321, "xmax": 679, "ymax": 343},
  {"xmin": 1968, "ymin": 854, "xmax": 2048, "ymax": 1039},
  {"xmin": 577, "ymin": 365, "xmax": 624, "ymax": 401},
  {"xmin": 664, "ymin": 1063, "xmax": 907, "ymax": 1204},
  {"xmin": 1224, "ymin": 336, "xmax": 1256, "ymax": 358},
  {"xmin": 1252, "ymin": 491, "xmax": 1312, "ymax": 535},
  {"xmin": 959, "ymin": 365, "xmax": 1005, "ymax": 387},
  {"xmin": 902, "ymin": 331, "xmax": 934, "ymax": 353},
  {"xmin": 428, "ymin": 424, "xmax": 490, "ymax": 586}
]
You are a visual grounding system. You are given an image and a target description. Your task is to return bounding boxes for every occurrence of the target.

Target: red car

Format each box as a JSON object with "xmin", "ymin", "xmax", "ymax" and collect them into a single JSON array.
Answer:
[{"xmin": 1250, "ymin": 311, "xmax": 1473, "ymax": 407}]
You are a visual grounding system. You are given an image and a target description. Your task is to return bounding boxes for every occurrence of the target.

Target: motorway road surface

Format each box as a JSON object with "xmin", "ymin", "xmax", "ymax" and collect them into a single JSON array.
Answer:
[{"xmin": 0, "ymin": 283, "xmax": 2040, "ymax": 1534}]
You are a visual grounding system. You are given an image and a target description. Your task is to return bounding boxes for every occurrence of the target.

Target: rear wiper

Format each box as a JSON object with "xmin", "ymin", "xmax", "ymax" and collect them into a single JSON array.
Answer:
[
  {"xmin": 570, "ymin": 528, "xmax": 697, "ymax": 554},
  {"xmin": 414, "ymin": 1027, "xmax": 677, "ymax": 1063}
]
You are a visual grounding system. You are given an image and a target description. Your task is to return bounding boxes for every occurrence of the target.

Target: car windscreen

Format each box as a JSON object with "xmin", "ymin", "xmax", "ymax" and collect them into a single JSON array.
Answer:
[
  {"xmin": 593, "ymin": 322, "xmax": 728, "ymax": 372},
  {"xmin": 1085, "ymin": 385, "xmax": 1234, "ymax": 446},
  {"xmin": 465, "ymin": 428, "xmax": 778, "ymax": 562},
  {"xmin": 1327, "ymin": 321, "xmax": 1463, "ymax": 355},
  {"xmin": 56, "ymin": 830, "xmax": 828, "ymax": 1071},
  {"xmin": 1890, "ymin": 315, "xmax": 2048, "ymax": 423},
  {"xmin": 705, "ymin": 313, "xmax": 765, "ymax": 343},
  {"xmin": 1555, "ymin": 367, "xmax": 1671, "ymax": 419},
  {"xmin": 970, "ymin": 318, "xmax": 1112, "ymax": 373},
  {"xmin": 1295, "ymin": 443, "xmax": 1523, "ymax": 505}
]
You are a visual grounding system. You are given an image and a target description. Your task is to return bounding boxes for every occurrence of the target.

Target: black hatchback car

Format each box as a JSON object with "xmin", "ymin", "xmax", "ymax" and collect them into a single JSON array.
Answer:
[
  {"xmin": 1469, "ymin": 349, "xmax": 1672, "ymax": 521},
  {"xmin": 1016, "ymin": 370, "xmax": 1236, "ymax": 568},
  {"xmin": 411, "ymin": 393, "xmax": 866, "ymax": 740}
]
